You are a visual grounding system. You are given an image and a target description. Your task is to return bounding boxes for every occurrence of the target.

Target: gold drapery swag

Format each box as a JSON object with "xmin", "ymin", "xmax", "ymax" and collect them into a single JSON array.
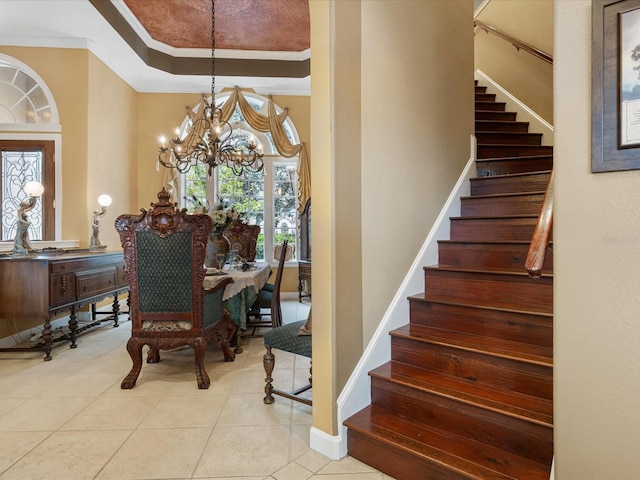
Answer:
[{"xmin": 162, "ymin": 87, "xmax": 310, "ymax": 213}]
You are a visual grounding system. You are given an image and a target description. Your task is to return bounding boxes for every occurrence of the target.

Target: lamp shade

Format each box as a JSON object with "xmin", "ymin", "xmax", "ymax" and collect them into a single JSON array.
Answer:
[
  {"xmin": 98, "ymin": 194, "xmax": 112, "ymax": 207},
  {"xmin": 23, "ymin": 181, "xmax": 44, "ymax": 197}
]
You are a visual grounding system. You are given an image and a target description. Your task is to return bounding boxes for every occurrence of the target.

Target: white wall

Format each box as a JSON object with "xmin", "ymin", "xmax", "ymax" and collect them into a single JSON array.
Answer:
[{"xmin": 555, "ymin": 1, "xmax": 640, "ymax": 477}]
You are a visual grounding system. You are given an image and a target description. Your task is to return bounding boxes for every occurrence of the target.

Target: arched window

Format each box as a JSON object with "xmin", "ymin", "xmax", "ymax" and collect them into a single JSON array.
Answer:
[
  {"xmin": 180, "ymin": 92, "xmax": 301, "ymax": 263},
  {"xmin": 0, "ymin": 54, "xmax": 61, "ymax": 245}
]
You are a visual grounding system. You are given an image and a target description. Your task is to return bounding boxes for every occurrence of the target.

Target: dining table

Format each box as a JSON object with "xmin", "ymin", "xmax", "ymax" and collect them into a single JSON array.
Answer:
[{"xmin": 203, "ymin": 262, "xmax": 272, "ymax": 331}]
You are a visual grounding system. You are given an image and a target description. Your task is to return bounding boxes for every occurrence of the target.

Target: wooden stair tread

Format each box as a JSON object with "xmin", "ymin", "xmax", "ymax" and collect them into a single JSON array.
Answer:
[
  {"xmin": 407, "ymin": 295, "xmax": 554, "ymax": 319},
  {"xmin": 471, "ymin": 170, "xmax": 552, "ymax": 180},
  {"xmin": 372, "ymin": 361, "xmax": 553, "ymax": 425},
  {"xmin": 392, "ymin": 323, "xmax": 553, "ymax": 367},
  {"xmin": 450, "ymin": 213, "xmax": 539, "ymax": 220},
  {"xmin": 346, "ymin": 405, "xmax": 552, "ymax": 480},
  {"xmin": 476, "ymin": 154, "xmax": 552, "ymax": 162},
  {"xmin": 437, "ymin": 239, "xmax": 553, "ymax": 246},
  {"xmin": 423, "ymin": 264, "xmax": 553, "ymax": 279},
  {"xmin": 461, "ymin": 191, "xmax": 545, "ymax": 200}
]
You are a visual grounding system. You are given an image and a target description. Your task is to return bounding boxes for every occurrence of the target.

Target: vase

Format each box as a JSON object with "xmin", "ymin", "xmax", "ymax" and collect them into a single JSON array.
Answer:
[{"xmin": 205, "ymin": 231, "xmax": 230, "ymax": 268}]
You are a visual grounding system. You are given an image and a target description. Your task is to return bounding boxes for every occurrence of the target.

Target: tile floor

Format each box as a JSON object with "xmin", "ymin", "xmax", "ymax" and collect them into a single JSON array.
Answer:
[{"xmin": 0, "ymin": 297, "xmax": 392, "ymax": 480}]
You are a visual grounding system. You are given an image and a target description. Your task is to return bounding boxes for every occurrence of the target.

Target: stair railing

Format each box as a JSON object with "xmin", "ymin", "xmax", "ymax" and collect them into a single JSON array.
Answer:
[
  {"xmin": 526, "ymin": 170, "xmax": 553, "ymax": 278},
  {"xmin": 474, "ymin": 20, "xmax": 553, "ymax": 65}
]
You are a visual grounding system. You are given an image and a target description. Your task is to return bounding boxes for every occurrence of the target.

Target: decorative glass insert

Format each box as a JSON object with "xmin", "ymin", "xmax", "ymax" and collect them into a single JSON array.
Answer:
[
  {"xmin": 1, "ymin": 150, "xmax": 43, "ymax": 241},
  {"xmin": 0, "ymin": 60, "xmax": 54, "ymax": 124}
]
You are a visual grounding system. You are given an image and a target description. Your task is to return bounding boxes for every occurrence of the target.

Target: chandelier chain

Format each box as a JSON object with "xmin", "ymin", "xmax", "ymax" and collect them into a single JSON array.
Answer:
[{"xmin": 211, "ymin": 0, "xmax": 215, "ymax": 100}]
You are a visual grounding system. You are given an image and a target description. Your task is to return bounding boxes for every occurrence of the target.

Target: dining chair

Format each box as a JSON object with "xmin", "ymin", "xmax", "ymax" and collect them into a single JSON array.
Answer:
[
  {"xmin": 224, "ymin": 220, "xmax": 260, "ymax": 262},
  {"xmin": 115, "ymin": 188, "xmax": 237, "ymax": 389},
  {"xmin": 246, "ymin": 239, "xmax": 288, "ymax": 335}
]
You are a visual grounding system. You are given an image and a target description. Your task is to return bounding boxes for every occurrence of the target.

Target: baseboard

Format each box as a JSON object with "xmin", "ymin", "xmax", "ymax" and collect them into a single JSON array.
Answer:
[
  {"xmin": 331, "ymin": 136, "xmax": 477, "ymax": 459},
  {"xmin": 309, "ymin": 426, "xmax": 343, "ymax": 460}
]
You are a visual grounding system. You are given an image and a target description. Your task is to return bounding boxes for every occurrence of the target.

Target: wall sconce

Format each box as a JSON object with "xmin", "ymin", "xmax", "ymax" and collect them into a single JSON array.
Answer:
[
  {"xmin": 89, "ymin": 194, "xmax": 112, "ymax": 251},
  {"xmin": 12, "ymin": 181, "xmax": 44, "ymax": 256}
]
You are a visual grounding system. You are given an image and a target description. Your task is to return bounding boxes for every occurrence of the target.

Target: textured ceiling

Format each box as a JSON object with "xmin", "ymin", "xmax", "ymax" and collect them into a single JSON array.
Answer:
[{"xmin": 123, "ymin": 0, "xmax": 310, "ymax": 52}]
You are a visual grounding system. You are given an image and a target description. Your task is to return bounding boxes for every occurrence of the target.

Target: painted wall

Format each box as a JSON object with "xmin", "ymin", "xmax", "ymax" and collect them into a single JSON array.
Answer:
[
  {"xmin": 475, "ymin": 0, "xmax": 553, "ymax": 123},
  {"xmin": 555, "ymin": 0, "xmax": 640, "ymax": 477},
  {"xmin": 310, "ymin": 0, "xmax": 473, "ymax": 435}
]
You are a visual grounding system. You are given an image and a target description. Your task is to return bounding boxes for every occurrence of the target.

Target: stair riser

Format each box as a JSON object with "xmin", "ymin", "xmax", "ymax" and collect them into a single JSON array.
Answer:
[
  {"xmin": 391, "ymin": 338, "xmax": 552, "ymax": 399},
  {"xmin": 450, "ymin": 217, "xmax": 540, "ymax": 242},
  {"xmin": 476, "ymin": 157, "xmax": 554, "ymax": 176},
  {"xmin": 424, "ymin": 270, "xmax": 553, "ymax": 313},
  {"xmin": 461, "ymin": 194, "xmax": 544, "ymax": 216},
  {"xmin": 475, "ymin": 121, "xmax": 530, "ymax": 133},
  {"xmin": 475, "ymin": 111, "xmax": 517, "ymax": 121},
  {"xmin": 370, "ymin": 379, "xmax": 553, "ymax": 464},
  {"xmin": 470, "ymin": 172, "xmax": 551, "ymax": 195},
  {"xmin": 437, "ymin": 242, "xmax": 553, "ymax": 273},
  {"xmin": 409, "ymin": 299, "xmax": 552, "ymax": 347},
  {"xmin": 476, "ymin": 132, "xmax": 543, "ymax": 146},
  {"xmin": 475, "ymin": 93, "xmax": 496, "ymax": 102},
  {"xmin": 477, "ymin": 145, "xmax": 553, "ymax": 159},
  {"xmin": 475, "ymin": 86, "xmax": 487, "ymax": 94},
  {"xmin": 347, "ymin": 430, "xmax": 471, "ymax": 480},
  {"xmin": 476, "ymin": 101, "xmax": 506, "ymax": 112}
]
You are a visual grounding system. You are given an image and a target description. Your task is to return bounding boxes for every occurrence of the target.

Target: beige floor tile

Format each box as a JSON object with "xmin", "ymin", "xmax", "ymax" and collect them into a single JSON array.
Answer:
[
  {"xmin": 0, "ymin": 430, "xmax": 131, "ymax": 480},
  {"xmin": 317, "ymin": 456, "xmax": 381, "ymax": 475},
  {"xmin": 294, "ymin": 449, "xmax": 332, "ymax": 473},
  {"xmin": 0, "ymin": 396, "xmax": 94, "ymax": 432},
  {"xmin": 0, "ymin": 397, "xmax": 25, "ymax": 417},
  {"xmin": 95, "ymin": 427, "xmax": 211, "ymax": 480},
  {"xmin": 0, "ymin": 373, "xmax": 69, "ymax": 398},
  {"xmin": 273, "ymin": 461, "xmax": 313, "ymax": 480},
  {"xmin": 194, "ymin": 425, "xmax": 291, "ymax": 477},
  {"xmin": 217, "ymin": 392, "xmax": 292, "ymax": 426},
  {"xmin": 139, "ymin": 394, "xmax": 227, "ymax": 428},
  {"xmin": 289, "ymin": 424, "xmax": 312, "ymax": 461},
  {"xmin": 309, "ymin": 474, "xmax": 386, "ymax": 479},
  {"xmin": 0, "ymin": 431, "xmax": 50, "ymax": 473},
  {"xmin": 60, "ymin": 395, "xmax": 161, "ymax": 430},
  {"xmin": 37, "ymin": 372, "xmax": 123, "ymax": 397}
]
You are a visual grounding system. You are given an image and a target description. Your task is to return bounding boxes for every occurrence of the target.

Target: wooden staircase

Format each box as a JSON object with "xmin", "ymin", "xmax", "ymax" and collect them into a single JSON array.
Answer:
[{"xmin": 343, "ymin": 82, "xmax": 554, "ymax": 479}]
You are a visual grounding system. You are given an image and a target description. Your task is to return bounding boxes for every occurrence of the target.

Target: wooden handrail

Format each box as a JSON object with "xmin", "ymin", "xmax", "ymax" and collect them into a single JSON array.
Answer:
[
  {"xmin": 474, "ymin": 20, "xmax": 553, "ymax": 65},
  {"xmin": 526, "ymin": 170, "xmax": 553, "ymax": 278}
]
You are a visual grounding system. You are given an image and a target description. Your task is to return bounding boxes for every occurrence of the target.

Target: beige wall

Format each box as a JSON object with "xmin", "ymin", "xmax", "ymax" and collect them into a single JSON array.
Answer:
[
  {"xmin": 475, "ymin": 0, "xmax": 553, "ymax": 123},
  {"xmin": 310, "ymin": 0, "xmax": 473, "ymax": 435},
  {"xmin": 555, "ymin": 0, "xmax": 640, "ymax": 477}
]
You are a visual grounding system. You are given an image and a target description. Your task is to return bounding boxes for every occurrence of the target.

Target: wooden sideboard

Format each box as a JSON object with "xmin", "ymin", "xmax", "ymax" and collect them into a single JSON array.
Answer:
[{"xmin": 0, "ymin": 250, "xmax": 128, "ymax": 360}]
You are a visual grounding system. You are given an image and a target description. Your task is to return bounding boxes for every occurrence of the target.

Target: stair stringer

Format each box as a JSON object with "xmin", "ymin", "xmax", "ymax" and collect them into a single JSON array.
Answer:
[{"xmin": 309, "ymin": 136, "xmax": 476, "ymax": 461}]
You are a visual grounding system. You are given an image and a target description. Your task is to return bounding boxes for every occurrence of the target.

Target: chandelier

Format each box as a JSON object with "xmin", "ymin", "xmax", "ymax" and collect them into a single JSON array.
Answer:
[{"xmin": 157, "ymin": 0, "xmax": 264, "ymax": 177}]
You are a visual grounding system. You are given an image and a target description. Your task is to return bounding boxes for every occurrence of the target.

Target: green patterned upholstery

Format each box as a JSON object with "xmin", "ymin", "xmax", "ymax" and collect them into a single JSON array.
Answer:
[
  {"xmin": 136, "ymin": 231, "xmax": 192, "ymax": 313},
  {"xmin": 203, "ymin": 285, "xmax": 225, "ymax": 329},
  {"xmin": 263, "ymin": 320, "xmax": 311, "ymax": 358}
]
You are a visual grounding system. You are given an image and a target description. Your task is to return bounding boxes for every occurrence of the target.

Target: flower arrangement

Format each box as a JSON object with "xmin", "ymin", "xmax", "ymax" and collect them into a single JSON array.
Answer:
[{"xmin": 211, "ymin": 201, "xmax": 242, "ymax": 234}]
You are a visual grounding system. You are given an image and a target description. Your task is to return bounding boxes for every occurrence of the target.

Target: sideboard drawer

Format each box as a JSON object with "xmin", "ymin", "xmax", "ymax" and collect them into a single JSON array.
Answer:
[
  {"xmin": 76, "ymin": 267, "xmax": 118, "ymax": 300},
  {"xmin": 50, "ymin": 272, "xmax": 77, "ymax": 307}
]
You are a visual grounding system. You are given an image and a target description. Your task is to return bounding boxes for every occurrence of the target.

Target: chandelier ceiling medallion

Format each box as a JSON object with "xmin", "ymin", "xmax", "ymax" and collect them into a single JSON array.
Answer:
[{"xmin": 157, "ymin": 0, "xmax": 264, "ymax": 177}]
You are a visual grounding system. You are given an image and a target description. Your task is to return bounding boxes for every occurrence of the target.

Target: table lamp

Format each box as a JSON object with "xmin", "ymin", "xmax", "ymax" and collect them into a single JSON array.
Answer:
[
  {"xmin": 89, "ymin": 194, "xmax": 112, "ymax": 251},
  {"xmin": 12, "ymin": 181, "xmax": 44, "ymax": 256}
]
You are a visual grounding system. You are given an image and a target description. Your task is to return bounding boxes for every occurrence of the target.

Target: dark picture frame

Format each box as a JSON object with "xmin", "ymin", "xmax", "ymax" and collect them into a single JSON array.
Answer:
[{"xmin": 592, "ymin": 0, "xmax": 640, "ymax": 172}]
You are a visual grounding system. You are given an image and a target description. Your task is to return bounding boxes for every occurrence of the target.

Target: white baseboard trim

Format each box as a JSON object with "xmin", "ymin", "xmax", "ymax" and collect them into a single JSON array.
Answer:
[
  {"xmin": 309, "ymin": 426, "xmax": 343, "ymax": 460},
  {"xmin": 327, "ymin": 136, "xmax": 477, "ymax": 459},
  {"xmin": 475, "ymin": 69, "xmax": 554, "ymax": 145}
]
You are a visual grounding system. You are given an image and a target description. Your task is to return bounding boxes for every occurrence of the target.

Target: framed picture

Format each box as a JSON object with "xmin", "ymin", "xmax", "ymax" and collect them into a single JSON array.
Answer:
[{"xmin": 592, "ymin": 0, "xmax": 640, "ymax": 172}]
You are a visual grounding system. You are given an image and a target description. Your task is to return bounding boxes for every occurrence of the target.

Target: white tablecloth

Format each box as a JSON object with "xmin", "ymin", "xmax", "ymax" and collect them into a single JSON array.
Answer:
[{"xmin": 203, "ymin": 263, "xmax": 271, "ymax": 301}]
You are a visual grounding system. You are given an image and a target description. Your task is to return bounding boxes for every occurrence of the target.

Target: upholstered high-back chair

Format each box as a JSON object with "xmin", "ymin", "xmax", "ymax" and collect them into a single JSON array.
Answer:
[
  {"xmin": 224, "ymin": 220, "xmax": 260, "ymax": 262},
  {"xmin": 115, "ymin": 188, "xmax": 236, "ymax": 389},
  {"xmin": 246, "ymin": 240, "xmax": 288, "ymax": 335}
]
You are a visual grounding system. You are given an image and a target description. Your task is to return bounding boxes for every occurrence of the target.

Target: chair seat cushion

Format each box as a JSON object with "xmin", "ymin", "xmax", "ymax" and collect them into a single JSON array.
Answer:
[
  {"xmin": 253, "ymin": 289, "xmax": 273, "ymax": 309},
  {"xmin": 263, "ymin": 320, "xmax": 311, "ymax": 358}
]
